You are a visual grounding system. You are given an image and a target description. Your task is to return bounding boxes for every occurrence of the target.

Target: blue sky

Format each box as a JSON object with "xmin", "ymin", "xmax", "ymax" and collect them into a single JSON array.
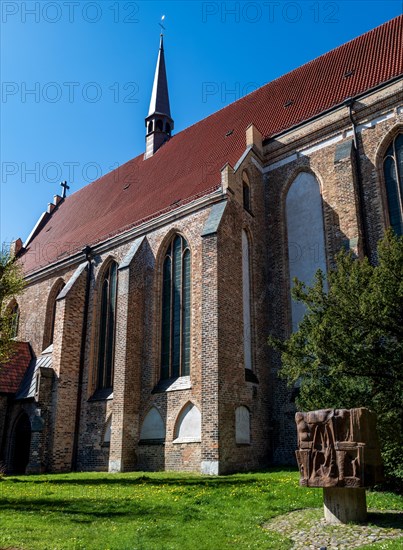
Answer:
[{"xmin": 1, "ymin": 0, "xmax": 402, "ymax": 245}]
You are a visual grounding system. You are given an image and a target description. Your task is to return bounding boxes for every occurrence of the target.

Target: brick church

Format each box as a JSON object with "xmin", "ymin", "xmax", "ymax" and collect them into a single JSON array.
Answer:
[{"xmin": 1, "ymin": 16, "xmax": 402, "ymax": 475}]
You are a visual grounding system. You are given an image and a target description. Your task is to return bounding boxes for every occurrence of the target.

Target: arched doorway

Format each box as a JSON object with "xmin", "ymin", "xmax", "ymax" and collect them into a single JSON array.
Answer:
[{"xmin": 11, "ymin": 413, "xmax": 31, "ymax": 474}]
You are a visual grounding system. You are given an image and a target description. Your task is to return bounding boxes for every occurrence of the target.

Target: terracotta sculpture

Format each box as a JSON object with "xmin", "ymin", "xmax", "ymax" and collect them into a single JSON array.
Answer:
[{"xmin": 295, "ymin": 408, "xmax": 383, "ymax": 488}]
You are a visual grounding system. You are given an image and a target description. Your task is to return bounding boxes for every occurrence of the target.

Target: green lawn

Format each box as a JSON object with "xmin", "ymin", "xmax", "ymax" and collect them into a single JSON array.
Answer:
[{"xmin": 0, "ymin": 469, "xmax": 401, "ymax": 550}]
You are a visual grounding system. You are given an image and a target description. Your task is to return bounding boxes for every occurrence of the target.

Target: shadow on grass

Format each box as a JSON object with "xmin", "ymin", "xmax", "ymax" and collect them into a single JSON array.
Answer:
[
  {"xmin": 366, "ymin": 511, "xmax": 403, "ymax": 529},
  {"xmin": 5, "ymin": 467, "xmax": 298, "ymax": 488},
  {"xmin": 0, "ymin": 497, "xmax": 172, "ymax": 521}
]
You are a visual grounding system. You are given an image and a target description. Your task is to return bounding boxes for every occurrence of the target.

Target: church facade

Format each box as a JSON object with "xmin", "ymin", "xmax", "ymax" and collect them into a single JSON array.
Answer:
[{"xmin": 1, "ymin": 17, "xmax": 402, "ymax": 475}]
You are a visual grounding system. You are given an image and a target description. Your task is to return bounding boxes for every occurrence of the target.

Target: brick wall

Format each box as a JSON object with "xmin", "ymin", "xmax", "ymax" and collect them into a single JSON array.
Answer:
[
  {"xmin": 8, "ymin": 79, "xmax": 402, "ymax": 474},
  {"xmin": 263, "ymin": 82, "xmax": 402, "ymax": 464}
]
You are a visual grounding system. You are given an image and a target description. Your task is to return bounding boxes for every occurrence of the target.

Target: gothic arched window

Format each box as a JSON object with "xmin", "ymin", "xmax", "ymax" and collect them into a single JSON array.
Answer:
[
  {"xmin": 286, "ymin": 172, "xmax": 327, "ymax": 331},
  {"xmin": 160, "ymin": 235, "xmax": 191, "ymax": 380},
  {"xmin": 242, "ymin": 172, "xmax": 251, "ymax": 212},
  {"xmin": 10, "ymin": 301, "xmax": 19, "ymax": 339},
  {"xmin": 242, "ymin": 230, "xmax": 252, "ymax": 370},
  {"xmin": 97, "ymin": 262, "xmax": 118, "ymax": 390},
  {"xmin": 44, "ymin": 280, "xmax": 65, "ymax": 349},
  {"xmin": 383, "ymin": 133, "xmax": 403, "ymax": 236}
]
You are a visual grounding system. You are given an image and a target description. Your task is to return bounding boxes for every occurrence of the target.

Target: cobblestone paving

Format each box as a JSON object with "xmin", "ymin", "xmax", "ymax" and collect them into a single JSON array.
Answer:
[{"xmin": 264, "ymin": 508, "xmax": 403, "ymax": 549}]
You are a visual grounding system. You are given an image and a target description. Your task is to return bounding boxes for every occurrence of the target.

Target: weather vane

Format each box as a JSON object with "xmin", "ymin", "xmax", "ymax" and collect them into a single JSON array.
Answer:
[{"xmin": 159, "ymin": 14, "xmax": 166, "ymax": 33}]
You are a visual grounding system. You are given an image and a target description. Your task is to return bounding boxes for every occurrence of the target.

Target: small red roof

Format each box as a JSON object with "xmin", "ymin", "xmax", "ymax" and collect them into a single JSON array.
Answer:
[
  {"xmin": 0, "ymin": 342, "xmax": 33, "ymax": 394},
  {"xmin": 21, "ymin": 16, "xmax": 403, "ymax": 274}
]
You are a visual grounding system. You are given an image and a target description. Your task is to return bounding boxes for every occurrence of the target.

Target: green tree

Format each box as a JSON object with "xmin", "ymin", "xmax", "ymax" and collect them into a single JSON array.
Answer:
[
  {"xmin": 0, "ymin": 251, "xmax": 25, "ymax": 364},
  {"xmin": 270, "ymin": 230, "xmax": 403, "ymax": 489}
]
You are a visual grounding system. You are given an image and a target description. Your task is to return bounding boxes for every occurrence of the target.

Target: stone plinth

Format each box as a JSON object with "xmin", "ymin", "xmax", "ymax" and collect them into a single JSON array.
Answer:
[{"xmin": 323, "ymin": 487, "xmax": 367, "ymax": 524}]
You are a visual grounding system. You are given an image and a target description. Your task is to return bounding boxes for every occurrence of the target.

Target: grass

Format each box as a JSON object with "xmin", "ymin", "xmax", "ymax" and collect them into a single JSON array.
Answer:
[{"xmin": 0, "ymin": 469, "xmax": 401, "ymax": 550}]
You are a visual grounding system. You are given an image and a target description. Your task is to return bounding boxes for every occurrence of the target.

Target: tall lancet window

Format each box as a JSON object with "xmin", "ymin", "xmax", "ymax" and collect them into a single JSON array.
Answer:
[
  {"xmin": 383, "ymin": 133, "xmax": 403, "ymax": 236},
  {"xmin": 242, "ymin": 230, "xmax": 252, "ymax": 370},
  {"xmin": 10, "ymin": 301, "xmax": 19, "ymax": 339},
  {"xmin": 43, "ymin": 280, "xmax": 65, "ymax": 349},
  {"xmin": 161, "ymin": 235, "xmax": 191, "ymax": 380},
  {"xmin": 97, "ymin": 262, "xmax": 118, "ymax": 390},
  {"xmin": 286, "ymin": 172, "xmax": 327, "ymax": 331},
  {"xmin": 243, "ymin": 172, "xmax": 251, "ymax": 212}
]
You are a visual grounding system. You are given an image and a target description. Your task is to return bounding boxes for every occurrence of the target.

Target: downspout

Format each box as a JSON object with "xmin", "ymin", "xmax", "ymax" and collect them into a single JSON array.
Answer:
[
  {"xmin": 345, "ymin": 98, "xmax": 368, "ymax": 257},
  {"xmin": 71, "ymin": 245, "xmax": 92, "ymax": 470}
]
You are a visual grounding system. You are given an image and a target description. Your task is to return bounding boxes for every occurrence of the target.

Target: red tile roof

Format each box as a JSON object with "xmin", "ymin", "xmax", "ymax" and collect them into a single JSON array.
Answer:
[
  {"xmin": 21, "ymin": 16, "xmax": 403, "ymax": 274},
  {"xmin": 0, "ymin": 342, "xmax": 33, "ymax": 394}
]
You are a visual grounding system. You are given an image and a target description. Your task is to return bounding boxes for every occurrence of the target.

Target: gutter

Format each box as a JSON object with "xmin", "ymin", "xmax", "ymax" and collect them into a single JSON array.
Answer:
[
  {"xmin": 23, "ymin": 188, "xmax": 224, "ymax": 284},
  {"xmin": 262, "ymin": 74, "xmax": 403, "ymax": 145}
]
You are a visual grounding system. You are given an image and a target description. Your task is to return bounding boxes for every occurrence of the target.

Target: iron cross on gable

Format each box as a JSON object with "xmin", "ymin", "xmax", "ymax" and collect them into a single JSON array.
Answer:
[{"xmin": 60, "ymin": 181, "xmax": 70, "ymax": 199}]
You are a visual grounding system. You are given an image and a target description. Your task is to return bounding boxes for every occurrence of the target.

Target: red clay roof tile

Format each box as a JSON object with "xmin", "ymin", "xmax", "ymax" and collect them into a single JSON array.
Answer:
[
  {"xmin": 0, "ymin": 342, "xmax": 33, "ymax": 394},
  {"xmin": 21, "ymin": 16, "xmax": 403, "ymax": 274}
]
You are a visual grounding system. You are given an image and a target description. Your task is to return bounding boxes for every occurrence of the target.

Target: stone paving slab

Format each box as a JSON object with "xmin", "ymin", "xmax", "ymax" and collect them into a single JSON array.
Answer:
[{"xmin": 264, "ymin": 508, "xmax": 403, "ymax": 549}]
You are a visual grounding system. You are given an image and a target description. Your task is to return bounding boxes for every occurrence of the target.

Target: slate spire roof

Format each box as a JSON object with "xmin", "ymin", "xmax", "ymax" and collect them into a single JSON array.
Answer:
[
  {"xmin": 20, "ymin": 16, "xmax": 403, "ymax": 275},
  {"xmin": 148, "ymin": 34, "xmax": 171, "ymax": 119}
]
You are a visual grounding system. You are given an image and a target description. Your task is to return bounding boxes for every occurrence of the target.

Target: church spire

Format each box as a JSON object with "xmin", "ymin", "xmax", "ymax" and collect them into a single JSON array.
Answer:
[{"xmin": 145, "ymin": 32, "xmax": 174, "ymax": 159}]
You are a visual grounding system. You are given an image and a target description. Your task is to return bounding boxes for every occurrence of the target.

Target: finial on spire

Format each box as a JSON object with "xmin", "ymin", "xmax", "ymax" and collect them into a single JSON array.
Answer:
[{"xmin": 159, "ymin": 14, "xmax": 166, "ymax": 34}]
